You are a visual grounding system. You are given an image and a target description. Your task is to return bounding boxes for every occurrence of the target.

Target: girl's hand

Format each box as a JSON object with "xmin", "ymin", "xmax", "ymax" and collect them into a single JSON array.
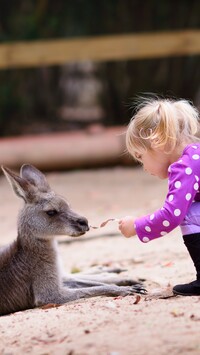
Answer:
[{"xmin": 118, "ymin": 216, "xmax": 136, "ymax": 238}]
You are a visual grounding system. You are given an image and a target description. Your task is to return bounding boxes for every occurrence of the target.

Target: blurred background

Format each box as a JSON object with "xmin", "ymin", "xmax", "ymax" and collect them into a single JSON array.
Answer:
[{"xmin": 0, "ymin": 0, "xmax": 199, "ymax": 170}]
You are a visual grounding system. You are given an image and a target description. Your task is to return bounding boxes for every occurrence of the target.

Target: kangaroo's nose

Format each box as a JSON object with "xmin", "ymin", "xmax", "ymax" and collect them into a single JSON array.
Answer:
[{"xmin": 77, "ymin": 217, "xmax": 89, "ymax": 231}]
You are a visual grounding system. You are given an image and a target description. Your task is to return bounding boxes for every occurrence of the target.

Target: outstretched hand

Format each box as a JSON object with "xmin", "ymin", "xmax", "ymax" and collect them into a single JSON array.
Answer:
[{"xmin": 118, "ymin": 216, "xmax": 136, "ymax": 238}]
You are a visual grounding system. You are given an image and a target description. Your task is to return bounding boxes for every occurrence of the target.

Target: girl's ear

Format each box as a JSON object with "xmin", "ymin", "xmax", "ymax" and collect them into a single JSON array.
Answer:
[{"xmin": 1, "ymin": 166, "xmax": 34, "ymax": 202}]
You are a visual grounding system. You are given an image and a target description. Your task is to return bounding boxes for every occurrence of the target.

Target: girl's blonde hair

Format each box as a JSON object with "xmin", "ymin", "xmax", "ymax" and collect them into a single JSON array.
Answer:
[{"xmin": 126, "ymin": 96, "xmax": 200, "ymax": 161}]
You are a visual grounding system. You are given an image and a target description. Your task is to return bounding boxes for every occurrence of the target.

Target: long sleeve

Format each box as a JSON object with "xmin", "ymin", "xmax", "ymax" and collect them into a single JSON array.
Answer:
[{"xmin": 135, "ymin": 144, "xmax": 200, "ymax": 243}]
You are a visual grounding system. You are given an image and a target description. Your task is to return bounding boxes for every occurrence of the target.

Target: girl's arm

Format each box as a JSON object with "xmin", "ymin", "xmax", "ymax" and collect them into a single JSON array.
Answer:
[{"xmin": 119, "ymin": 157, "xmax": 199, "ymax": 242}]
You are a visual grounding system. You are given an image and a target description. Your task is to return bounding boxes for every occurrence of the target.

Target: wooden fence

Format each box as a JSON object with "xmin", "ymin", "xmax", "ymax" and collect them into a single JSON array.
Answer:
[{"xmin": 0, "ymin": 30, "xmax": 199, "ymax": 70}]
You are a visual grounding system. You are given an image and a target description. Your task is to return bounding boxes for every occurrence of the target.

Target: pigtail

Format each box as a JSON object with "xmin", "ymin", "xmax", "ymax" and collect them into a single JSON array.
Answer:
[
  {"xmin": 173, "ymin": 100, "xmax": 200, "ymax": 141},
  {"xmin": 149, "ymin": 100, "xmax": 179, "ymax": 151}
]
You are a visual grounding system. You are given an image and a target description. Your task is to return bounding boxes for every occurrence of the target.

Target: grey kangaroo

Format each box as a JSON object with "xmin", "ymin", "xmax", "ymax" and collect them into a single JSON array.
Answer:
[{"xmin": 0, "ymin": 164, "xmax": 145, "ymax": 316}]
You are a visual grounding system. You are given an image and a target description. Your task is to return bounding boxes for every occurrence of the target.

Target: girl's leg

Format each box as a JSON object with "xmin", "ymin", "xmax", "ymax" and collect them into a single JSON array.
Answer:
[{"xmin": 173, "ymin": 233, "xmax": 200, "ymax": 296}]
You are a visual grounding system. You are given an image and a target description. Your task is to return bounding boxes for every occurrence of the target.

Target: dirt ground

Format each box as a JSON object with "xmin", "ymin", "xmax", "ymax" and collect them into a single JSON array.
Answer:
[{"xmin": 0, "ymin": 166, "xmax": 200, "ymax": 355}]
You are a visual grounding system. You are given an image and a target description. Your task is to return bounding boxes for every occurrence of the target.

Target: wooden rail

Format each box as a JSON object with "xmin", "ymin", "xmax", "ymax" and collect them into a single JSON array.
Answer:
[{"xmin": 0, "ymin": 30, "xmax": 199, "ymax": 69}]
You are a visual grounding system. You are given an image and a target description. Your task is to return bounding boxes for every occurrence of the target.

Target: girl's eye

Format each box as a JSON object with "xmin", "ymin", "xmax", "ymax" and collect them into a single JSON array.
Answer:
[{"xmin": 46, "ymin": 210, "xmax": 58, "ymax": 217}]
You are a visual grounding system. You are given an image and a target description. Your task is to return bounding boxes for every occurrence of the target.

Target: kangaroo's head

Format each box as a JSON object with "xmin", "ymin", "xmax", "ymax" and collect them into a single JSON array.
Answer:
[{"xmin": 2, "ymin": 164, "xmax": 89, "ymax": 239}]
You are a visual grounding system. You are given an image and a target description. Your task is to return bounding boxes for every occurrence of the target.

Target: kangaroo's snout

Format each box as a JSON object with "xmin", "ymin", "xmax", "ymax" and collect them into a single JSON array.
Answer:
[{"xmin": 77, "ymin": 217, "xmax": 89, "ymax": 233}]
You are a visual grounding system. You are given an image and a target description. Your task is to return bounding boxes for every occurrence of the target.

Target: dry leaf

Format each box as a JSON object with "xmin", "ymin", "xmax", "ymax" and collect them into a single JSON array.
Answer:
[
  {"xmin": 90, "ymin": 218, "xmax": 119, "ymax": 229},
  {"xmin": 113, "ymin": 296, "xmax": 123, "ymax": 300},
  {"xmin": 133, "ymin": 295, "xmax": 141, "ymax": 304},
  {"xmin": 190, "ymin": 314, "xmax": 200, "ymax": 321},
  {"xmin": 170, "ymin": 309, "xmax": 184, "ymax": 317},
  {"xmin": 161, "ymin": 261, "xmax": 174, "ymax": 268},
  {"xmin": 40, "ymin": 303, "xmax": 62, "ymax": 310},
  {"xmin": 100, "ymin": 219, "xmax": 118, "ymax": 227},
  {"xmin": 84, "ymin": 329, "xmax": 90, "ymax": 334}
]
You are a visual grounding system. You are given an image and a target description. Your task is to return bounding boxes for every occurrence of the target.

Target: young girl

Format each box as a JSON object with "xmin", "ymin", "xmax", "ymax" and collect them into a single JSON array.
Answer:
[{"xmin": 118, "ymin": 96, "xmax": 200, "ymax": 296}]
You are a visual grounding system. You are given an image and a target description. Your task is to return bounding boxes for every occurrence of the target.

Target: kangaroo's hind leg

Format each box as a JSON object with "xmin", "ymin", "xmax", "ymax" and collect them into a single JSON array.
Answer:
[
  {"xmin": 63, "ymin": 283, "xmax": 146, "ymax": 302},
  {"xmin": 63, "ymin": 276, "xmax": 147, "ymax": 294}
]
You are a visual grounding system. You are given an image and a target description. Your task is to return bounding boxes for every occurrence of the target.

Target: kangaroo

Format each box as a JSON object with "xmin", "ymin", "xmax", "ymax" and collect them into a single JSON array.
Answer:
[{"xmin": 0, "ymin": 164, "xmax": 145, "ymax": 316}]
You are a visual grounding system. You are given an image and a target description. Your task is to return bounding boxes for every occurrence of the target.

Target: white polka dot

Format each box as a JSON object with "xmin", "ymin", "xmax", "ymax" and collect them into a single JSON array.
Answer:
[
  {"xmin": 192, "ymin": 145, "xmax": 198, "ymax": 149},
  {"xmin": 168, "ymin": 194, "xmax": 174, "ymax": 202},
  {"xmin": 194, "ymin": 182, "xmax": 199, "ymax": 191},
  {"xmin": 145, "ymin": 226, "xmax": 151, "ymax": 232},
  {"xmin": 175, "ymin": 181, "xmax": 181, "ymax": 188},
  {"xmin": 142, "ymin": 237, "xmax": 150, "ymax": 243},
  {"xmin": 178, "ymin": 159, "xmax": 183, "ymax": 163},
  {"xmin": 186, "ymin": 193, "xmax": 192, "ymax": 201},
  {"xmin": 192, "ymin": 154, "xmax": 200, "ymax": 160},
  {"xmin": 163, "ymin": 220, "xmax": 170, "ymax": 227},
  {"xmin": 168, "ymin": 166, "xmax": 171, "ymax": 173},
  {"xmin": 160, "ymin": 231, "xmax": 167, "ymax": 236},
  {"xmin": 150, "ymin": 214, "xmax": 155, "ymax": 220},
  {"xmin": 174, "ymin": 209, "xmax": 181, "ymax": 216},
  {"xmin": 195, "ymin": 175, "xmax": 199, "ymax": 182},
  {"xmin": 185, "ymin": 167, "xmax": 192, "ymax": 175}
]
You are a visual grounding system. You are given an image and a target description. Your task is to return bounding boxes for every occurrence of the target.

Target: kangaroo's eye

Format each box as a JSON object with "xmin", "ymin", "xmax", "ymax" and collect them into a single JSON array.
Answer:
[{"xmin": 46, "ymin": 210, "xmax": 58, "ymax": 217}]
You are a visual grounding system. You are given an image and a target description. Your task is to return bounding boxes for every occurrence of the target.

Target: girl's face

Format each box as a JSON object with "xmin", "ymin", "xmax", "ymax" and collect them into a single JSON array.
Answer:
[{"xmin": 136, "ymin": 148, "xmax": 171, "ymax": 179}]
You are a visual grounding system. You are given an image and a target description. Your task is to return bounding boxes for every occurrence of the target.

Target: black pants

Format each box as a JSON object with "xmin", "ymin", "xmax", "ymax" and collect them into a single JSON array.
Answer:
[{"xmin": 183, "ymin": 233, "xmax": 200, "ymax": 280}]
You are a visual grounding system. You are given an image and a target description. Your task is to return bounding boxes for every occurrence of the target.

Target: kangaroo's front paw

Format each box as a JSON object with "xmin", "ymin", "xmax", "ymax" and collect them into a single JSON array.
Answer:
[
  {"xmin": 132, "ymin": 284, "xmax": 147, "ymax": 294},
  {"xmin": 122, "ymin": 285, "xmax": 147, "ymax": 296}
]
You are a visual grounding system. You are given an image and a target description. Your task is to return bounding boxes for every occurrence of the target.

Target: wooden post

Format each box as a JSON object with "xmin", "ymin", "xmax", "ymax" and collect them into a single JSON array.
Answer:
[{"xmin": 0, "ymin": 30, "xmax": 199, "ymax": 69}]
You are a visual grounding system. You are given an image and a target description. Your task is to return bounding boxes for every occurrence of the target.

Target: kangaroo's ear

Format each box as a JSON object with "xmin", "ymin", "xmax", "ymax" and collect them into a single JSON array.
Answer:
[
  {"xmin": 1, "ymin": 166, "xmax": 34, "ymax": 202},
  {"xmin": 20, "ymin": 164, "xmax": 51, "ymax": 193}
]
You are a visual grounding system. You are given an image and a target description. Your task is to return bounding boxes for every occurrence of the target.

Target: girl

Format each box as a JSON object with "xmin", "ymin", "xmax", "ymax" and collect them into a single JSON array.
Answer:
[{"xmin": 119, "ymin": 96, "xmax": 200, "ymax": 296}]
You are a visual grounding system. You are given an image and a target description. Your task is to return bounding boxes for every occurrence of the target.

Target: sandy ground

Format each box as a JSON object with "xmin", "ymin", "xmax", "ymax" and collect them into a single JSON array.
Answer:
[{"xmin": 0, "ymin": 166, "xmax": 200, "ymax": 355}]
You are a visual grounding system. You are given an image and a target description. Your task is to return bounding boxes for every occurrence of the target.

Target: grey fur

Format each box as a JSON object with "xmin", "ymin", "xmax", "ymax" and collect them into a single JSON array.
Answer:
[{"xmin": 0, "ymin": 164, "xmax": 145, "ymax": 316}]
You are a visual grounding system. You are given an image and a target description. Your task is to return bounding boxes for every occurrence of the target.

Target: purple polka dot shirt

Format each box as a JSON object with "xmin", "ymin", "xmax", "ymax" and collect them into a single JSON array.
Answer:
[{"xmin": 135, "ymin": 143, "xmax": 200, "ymax": 243}]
